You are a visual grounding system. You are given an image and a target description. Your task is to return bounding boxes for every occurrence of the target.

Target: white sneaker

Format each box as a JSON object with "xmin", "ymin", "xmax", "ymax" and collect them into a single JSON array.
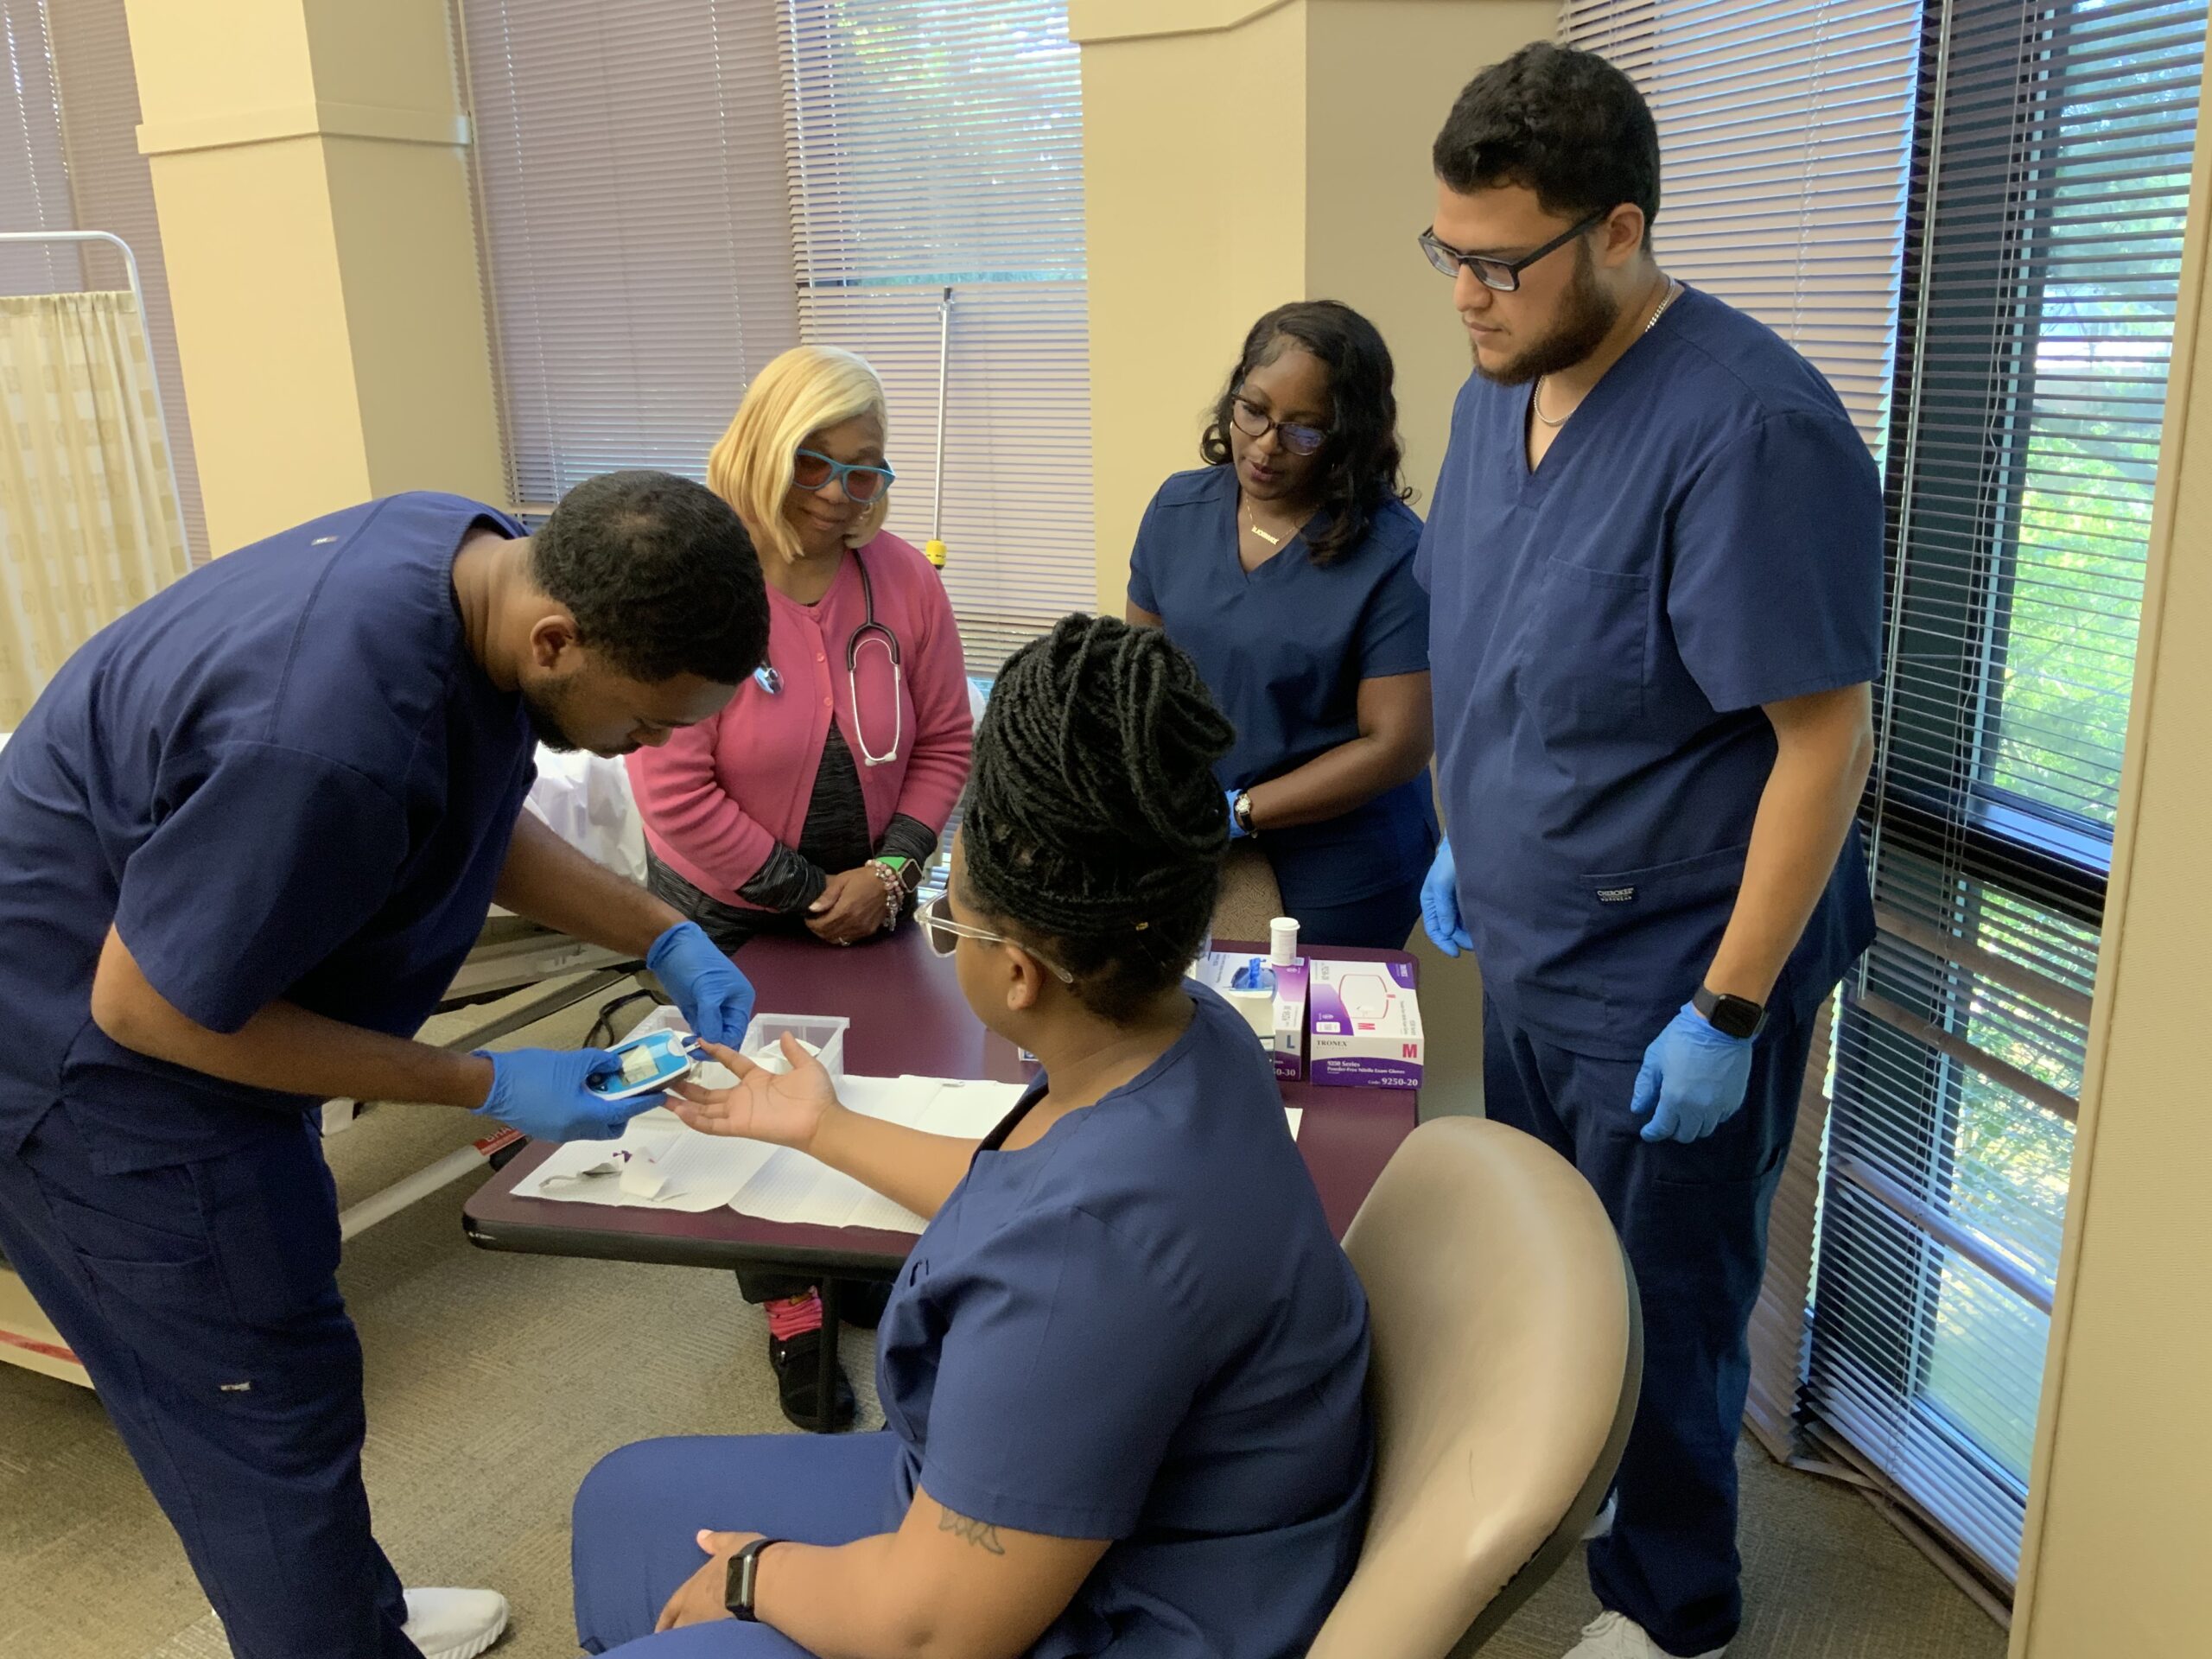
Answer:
[
  {"xmin": 402, "ymin": 1588, "xmax": 510, "ymax": 1659},
  {"xmin": 1580, "ymin": 1491, "xmax": 1618, "ymax": 1541},
  {"xmin": 1562, "ymin": 1610, "xmax": 1725, "ymax": 1659}
]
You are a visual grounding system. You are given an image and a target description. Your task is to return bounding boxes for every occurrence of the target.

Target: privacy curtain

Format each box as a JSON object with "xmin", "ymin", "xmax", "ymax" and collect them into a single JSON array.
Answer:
[{"xmin": 0, "ymin": 289, "xmax": 185, "ymax": 728}]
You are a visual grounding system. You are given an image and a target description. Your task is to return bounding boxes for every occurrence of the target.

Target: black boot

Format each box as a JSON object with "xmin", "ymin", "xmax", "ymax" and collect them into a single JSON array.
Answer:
[{"xmin": 768, "ymin": 1327, "xmax": 855, "ymax": 1432}]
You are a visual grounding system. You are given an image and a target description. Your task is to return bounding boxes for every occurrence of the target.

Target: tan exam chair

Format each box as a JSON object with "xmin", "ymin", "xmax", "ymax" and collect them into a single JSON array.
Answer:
[{"xmin": 1312, "ymin": 1116, "xmax": 1643, "ymax": 1658}]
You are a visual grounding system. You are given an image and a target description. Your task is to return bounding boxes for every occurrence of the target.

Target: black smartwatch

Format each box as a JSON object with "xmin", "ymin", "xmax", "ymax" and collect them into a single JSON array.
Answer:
[
  {"xmin": 724, "ymin": 1537, "xmax": 782, "ymax": 1622},
  {"xmin": 1693, "ymin": 984, "xmax": 1768, "ymax": 1040}
]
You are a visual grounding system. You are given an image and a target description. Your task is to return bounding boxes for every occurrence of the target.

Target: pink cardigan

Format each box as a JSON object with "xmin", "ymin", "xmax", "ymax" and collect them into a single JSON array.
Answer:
[{"xmin": 627, "ymin": 531, "xmax": 972, "ymax": 908}]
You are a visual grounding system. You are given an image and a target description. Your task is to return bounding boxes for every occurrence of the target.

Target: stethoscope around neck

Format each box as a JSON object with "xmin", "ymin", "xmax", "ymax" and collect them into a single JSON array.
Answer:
[{"xmin": 751, "ymin": 550, "xmax": 903, "ymax": 766}]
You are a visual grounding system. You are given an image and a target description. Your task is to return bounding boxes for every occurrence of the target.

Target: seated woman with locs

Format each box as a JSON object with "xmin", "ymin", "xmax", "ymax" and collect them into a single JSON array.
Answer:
[{"xmin": 569, "ymin": 615, "xmax": 1373, "ymax": 1658}]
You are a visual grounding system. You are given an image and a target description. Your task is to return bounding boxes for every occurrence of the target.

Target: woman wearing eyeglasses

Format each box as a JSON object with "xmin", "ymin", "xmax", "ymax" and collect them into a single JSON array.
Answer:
[
  {"xmin": 1126, "ymin": 300, "xmax": 1439, "ymax": 950},
  {"xmin": 570, "ymin": 616, "xmax": 1370, "ymax": 1657},
  {"xmin": 628, "ymin": 344, "xmax": 972, "ymax": 1429}
]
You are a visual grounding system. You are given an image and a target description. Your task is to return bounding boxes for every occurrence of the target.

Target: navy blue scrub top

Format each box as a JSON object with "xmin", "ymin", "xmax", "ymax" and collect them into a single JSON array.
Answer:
[
  {"xmin": 1128, "ymin": 466, "xmax": 1438, "ymax": 906},
  {"xmin": 876, "ymin": 985, "xmax": 1372, "ymax": 1659},
  {"xmin": 0, "ymin": 493, "xmax": 536, "ymax": 1173},
  {"xmin": 1417, "ymin": 286, "xmax": 1883, "ymax": 1058}
]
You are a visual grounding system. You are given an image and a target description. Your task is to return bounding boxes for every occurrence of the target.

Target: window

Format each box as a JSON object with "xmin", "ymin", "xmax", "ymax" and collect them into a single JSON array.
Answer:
[
  {"xmin": 1815, "ymin": 0, "xmax": 2206, "ymax": 1585},
  {"xmin": 0, "ymin": 0, "xmax": 205, "ymax": 559},
  {"xmin": 458, "ymin": 0, "xmax": 799, "ymax": 512},
  {"xmin": 1559, "ymin": 0, "xmax": 1923, "ymax": 453},
  {"xmin": 779, "ymin": 0, "xmax": 1094, "ymax": 671},
  {"xmin": 461, "ymin": 0, "xmax": 1093, "ymax": 671},
  {"xmin": 1558, "ymin": 0, "xmax": 2204, "ymax": 1594}
]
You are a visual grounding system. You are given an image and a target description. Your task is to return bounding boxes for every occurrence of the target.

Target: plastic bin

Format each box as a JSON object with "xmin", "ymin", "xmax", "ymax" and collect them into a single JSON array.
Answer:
[{"xmin": 740, "ymin": 1012, "xmax": 850, "ymax": 1085}]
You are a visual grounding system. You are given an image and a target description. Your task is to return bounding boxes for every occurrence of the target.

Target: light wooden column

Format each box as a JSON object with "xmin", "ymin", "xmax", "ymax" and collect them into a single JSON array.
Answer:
[
  {"xmin": 123, "ymin": 0, "xmax": 502, "ymax": 555},
  {"xmin": 2010, "ymin": 51, "xmax": 2212, "ymax": 1659}
]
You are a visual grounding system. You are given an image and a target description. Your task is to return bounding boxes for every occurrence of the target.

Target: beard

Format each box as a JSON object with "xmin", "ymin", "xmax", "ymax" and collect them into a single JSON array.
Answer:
[
  {"xmin": 1476, "ymin": 244, "xmax": 1622, "ymax": 387},
  {"xmin": 522, "ymin": 677, "xmax": 581, "ymax": 753}
]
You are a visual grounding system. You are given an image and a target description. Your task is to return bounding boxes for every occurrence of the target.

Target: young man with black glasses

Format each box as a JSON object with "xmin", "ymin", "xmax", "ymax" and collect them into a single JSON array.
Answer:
[{"xmin": 1414, "ymin": 44, "xmax": 1884, "ymax": 1659}]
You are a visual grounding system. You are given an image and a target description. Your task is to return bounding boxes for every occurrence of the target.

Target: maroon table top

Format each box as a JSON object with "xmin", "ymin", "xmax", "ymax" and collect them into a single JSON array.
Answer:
[{"xmin": 463, "ymin": 929, "xmax": 1419, "ymax": 1276}]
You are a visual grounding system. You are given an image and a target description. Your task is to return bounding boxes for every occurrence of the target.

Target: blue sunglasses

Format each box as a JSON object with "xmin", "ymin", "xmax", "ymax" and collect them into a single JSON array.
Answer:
[{"xmin": 793, "ymin": 448, "xmax": 897, "ymax": 503}]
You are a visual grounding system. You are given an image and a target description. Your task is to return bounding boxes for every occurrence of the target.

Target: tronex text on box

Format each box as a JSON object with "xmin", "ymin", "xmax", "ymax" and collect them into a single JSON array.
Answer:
[{"xmin": 1307, "ymin": 959, "xmax": 1421, "ymax": 1089}]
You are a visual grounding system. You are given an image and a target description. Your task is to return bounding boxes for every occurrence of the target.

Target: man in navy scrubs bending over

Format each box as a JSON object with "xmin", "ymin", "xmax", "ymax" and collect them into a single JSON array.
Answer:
[
  {"xmin": 1414, "ymin": 46, "xmax": 1882, "ymax": 1659},
  {"xmin": 0, "ymin": 471, "xmax": 766, "ymax": 1659}
]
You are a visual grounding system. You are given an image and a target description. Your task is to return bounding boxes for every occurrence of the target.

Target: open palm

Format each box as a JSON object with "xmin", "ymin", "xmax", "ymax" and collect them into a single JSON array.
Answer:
[{"xmin": 666, "ymin": 1036, "xmax": 837, "ymax": 1153}]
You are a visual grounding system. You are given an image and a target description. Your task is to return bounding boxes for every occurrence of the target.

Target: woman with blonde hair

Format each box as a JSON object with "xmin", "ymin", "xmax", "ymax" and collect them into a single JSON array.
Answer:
[{"xmin": 629, "ymin": 345, "xmax": 972, "ymax": 1427}]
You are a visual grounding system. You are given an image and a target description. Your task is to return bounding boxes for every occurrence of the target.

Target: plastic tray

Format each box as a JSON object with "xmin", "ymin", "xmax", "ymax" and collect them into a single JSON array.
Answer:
[{"xmin": 739, "ymin": 1012, "xmax": 850, "ymax": 1085}]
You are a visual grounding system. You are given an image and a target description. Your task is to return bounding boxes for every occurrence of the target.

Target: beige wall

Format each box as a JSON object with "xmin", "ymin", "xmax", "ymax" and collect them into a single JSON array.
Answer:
[
  {"xmin": 124, "ymin": 0, "xmax": 501, "ymax": 555},
  {"xmin": 1074, "ymin": 0, "xmax": 1558, "ymax": 613},
  {"xmin": 2009, "ymin": 52, "xmax": 2212, "ymax": 1659},
  {"xmin": 1303, "ymin": 0, "xmax": 1554, "ymax": 503}
]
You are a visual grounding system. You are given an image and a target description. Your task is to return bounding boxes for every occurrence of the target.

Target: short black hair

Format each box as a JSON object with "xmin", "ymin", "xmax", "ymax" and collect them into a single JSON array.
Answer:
[
  {"xmin": 962, "ymin": 614, "xmax": 1234, "ymax": 1023},
  {"xmin": 532, "ymin": 470, "xmax": 768, "ymax": 685},
  {"xmin": 1200, "ymin": 300, "xmax": 1412, "ymax": 566},
  {"xmin": 1433, "ymin": 44, "xmax": 1661, "ymax": 244}
]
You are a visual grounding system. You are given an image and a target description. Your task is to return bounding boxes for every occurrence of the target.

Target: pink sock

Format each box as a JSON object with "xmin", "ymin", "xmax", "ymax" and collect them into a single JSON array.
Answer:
[{"xmin": 766, "ymin": 1290, "xmax": 823, "ymax": 1342}]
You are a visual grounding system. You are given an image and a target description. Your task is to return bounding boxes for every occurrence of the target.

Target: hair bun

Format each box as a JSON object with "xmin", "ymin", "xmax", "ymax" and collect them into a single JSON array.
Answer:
[{"xmin": 964, "ymin": 614, "xmax": 1232, "ymax": 942}]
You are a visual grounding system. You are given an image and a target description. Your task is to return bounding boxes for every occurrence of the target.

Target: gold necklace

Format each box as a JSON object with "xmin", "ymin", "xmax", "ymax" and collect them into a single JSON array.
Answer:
[
  {"xmin": 1532, "ymin": 276, "xmax": 1681, "ymax": 430},
  {"xmin": 1247, "ymin": 515, "xmax": 1281, "ymax": 547}
]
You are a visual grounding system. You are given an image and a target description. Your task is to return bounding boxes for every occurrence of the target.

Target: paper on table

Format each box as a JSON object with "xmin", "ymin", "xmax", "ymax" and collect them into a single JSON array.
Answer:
[
  {"xmin": 918, "ymin": 1077, "xmax": 1031, "ymax": 1138},
  {"xmin": 512, "ymin": 1110, "xmax": 776, "ymax": 1212},
  {"xmin": 721, "ymin": 1074, "xmax": 1026, "ymax": 1236},
  {"xmin": 515, "ymin": 1077, "xmax": 1301, "ymax": 1229},
  {"xmin": 836, "ymin": 1074, "xmax": 944, "ymax": 1126},
  {"xmin": 841, "ymin": 1188, "xmax": 932, "ymax": 1235}
]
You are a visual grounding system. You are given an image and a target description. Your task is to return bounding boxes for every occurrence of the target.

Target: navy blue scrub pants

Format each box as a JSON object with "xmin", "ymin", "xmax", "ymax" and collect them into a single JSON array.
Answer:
[
  {"xmin": 571, "ymin": 1430, "xmax": 899, "ymax": 1655},
  {"xmin": 1274, "ymin": 870, "xmax": 1425, "ymax": 952},
  {"xmin": 1481, "ymin": 990, "xmax": 1817, "ymax": 1657},
  {"xmin": 0, "ymin": 1102, "xmax": 417, "ymax": 1659}
]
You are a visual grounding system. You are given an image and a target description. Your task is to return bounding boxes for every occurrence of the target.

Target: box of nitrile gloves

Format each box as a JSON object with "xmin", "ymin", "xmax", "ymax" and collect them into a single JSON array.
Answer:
[
  {"xmin": 1268, "ymin": 957, "xmax": 1307, "ymax": 1081},
  {"xmin": 1187, "ymin": 950, "xmax": 1306, "ymax": 1080},
  {"xmin": 1307, "ymin": 958, "xmax": 1423, "ymax": 1088}
]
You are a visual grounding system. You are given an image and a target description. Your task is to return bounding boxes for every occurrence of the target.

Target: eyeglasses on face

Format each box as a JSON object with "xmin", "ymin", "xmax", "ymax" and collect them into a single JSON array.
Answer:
[
  {"xmin": 1229, "ymin": 395, "xmax": 1329, "ymax": 456},
  {"xmin": 792, "ymin": 448, "xmax": 897, "ymax": 504},
  {"xmin": 1418, "ymin": 208, "xmax": 1610, "ymax": 293},
  {"xmin": 916, "ymin": 896, "xmax": 1077, "ymax": 983}
]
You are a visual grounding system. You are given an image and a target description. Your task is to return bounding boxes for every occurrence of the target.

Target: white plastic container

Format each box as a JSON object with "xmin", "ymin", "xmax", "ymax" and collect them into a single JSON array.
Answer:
[{"xmin": 740, "ymin": 1012, "xmax": 850, "ymax": 1085}]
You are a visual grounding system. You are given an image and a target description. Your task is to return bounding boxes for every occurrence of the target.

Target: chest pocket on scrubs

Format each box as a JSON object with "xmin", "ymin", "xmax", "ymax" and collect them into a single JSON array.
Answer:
[{"xmin": 1512, "ymin": 557, "xmax": 1650, "ymax": 740}]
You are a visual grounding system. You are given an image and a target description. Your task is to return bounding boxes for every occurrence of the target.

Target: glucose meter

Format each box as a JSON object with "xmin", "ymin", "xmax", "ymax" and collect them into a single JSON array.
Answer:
[{"xmin": 587, "ymin": 1028, "xmax": 701, "ymax": 1102}]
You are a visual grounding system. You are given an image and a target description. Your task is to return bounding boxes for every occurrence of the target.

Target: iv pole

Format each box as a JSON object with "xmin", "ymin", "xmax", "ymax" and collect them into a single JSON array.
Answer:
[{"xmin": 925, "ymin": 284, "xmax": 953, "ymax": 569}]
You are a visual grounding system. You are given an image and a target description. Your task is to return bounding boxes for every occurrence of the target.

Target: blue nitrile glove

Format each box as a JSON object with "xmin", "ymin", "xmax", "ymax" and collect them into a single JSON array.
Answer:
[
  {"xmin": 1629, "ymin": 1002, "xmax": 1756, "ymax": 1144},
  {"xmin": 471, "ymin": 1046, "xmax": 656, "ymax": 1141},
  {"xmin": 1225, "ymin": 787, "xmax": 1249, "ymax": 840},
  {"xmin": 647, "ymin": 920, "xmax": 756, "ymax": 1046},
  {"xmin": 1421, "ymin": 837, "xmax": 1473, "ymax": 957}
]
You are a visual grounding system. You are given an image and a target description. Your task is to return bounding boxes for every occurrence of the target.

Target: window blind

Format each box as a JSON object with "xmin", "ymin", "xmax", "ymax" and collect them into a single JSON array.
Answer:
[
  {"xmin": 1816, "ymin": 0, "xmax": 2205, "ymax": 1586},
  {"xmin": 0, "ymin": 0, "xmax": 73, "ymax": 296},
  {"xmin": 0, "ymin": 0, "xmax": 205, "ymax": 558},
  {"xmin": 1559, "ymin": 0, "xmax": 1922, "ymax": 451},
  {"xmin": 458, "ymin": 0, "xmax": 799, "ymax": 512},
  {"xmin": 779, "ymin": 0, "xmax": 1093, "ymax": 672}
]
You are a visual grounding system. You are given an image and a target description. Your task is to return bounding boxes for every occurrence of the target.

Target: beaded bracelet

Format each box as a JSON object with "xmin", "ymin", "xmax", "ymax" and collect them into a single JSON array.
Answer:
[{"xmin": 865, "ymin": 858, "xmax": 905, "ymax": 933}]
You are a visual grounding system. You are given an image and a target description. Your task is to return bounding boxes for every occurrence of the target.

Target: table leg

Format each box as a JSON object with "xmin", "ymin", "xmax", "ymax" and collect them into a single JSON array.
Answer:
[{"xmin": 817, "ymin": 1277, "xmax": 842, "ymax": 1434}]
